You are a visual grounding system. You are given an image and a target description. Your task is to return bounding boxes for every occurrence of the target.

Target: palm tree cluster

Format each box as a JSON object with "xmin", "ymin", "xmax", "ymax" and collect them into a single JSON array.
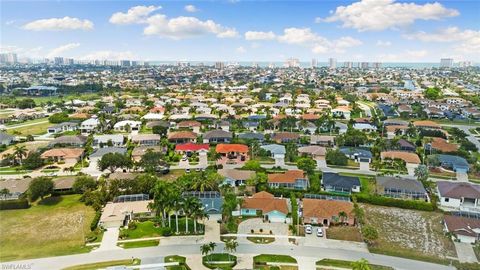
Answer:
[{"xmin": 3, "ymin": 145, "xmax": 28, "ymax": 166}]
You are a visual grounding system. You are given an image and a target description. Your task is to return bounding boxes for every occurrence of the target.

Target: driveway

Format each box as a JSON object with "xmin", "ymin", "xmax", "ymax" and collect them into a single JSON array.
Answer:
[
  {"xmin": 204, "ymin": 218, "xmax": 220, "ymax": 243},
  {"xmin": 454, "ymin": 242, "xmax": 478, "ymax": 263},
  {"xmin": 303, "ymin": 226, "xmax": 369, "ymax": 252},
  {"xmin": 94, "ymin": 227, "xmax": 121, "ymax": 252},
  {"xmin": 237, "ymin": 218, "xmax": 289, "ymax": 244}
]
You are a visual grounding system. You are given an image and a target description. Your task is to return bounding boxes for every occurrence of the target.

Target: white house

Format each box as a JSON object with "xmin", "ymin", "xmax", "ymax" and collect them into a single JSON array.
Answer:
[
  {"xmin": 113, "ymin": 120, "xmax": 142, "ymax": 132},
  {"xmin": 437, "ymin": 181, "xmax": 480, "ymax": 213},
  {"xmin": 93, "ymin": 134, "xmax": 124, "ymax": 148}
]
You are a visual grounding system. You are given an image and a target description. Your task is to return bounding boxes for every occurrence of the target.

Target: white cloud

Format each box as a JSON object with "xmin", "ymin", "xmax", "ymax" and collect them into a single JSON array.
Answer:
[
  {"xmin": 403, "ymin": 27, "xmax": 480, "ymax": 54},
  {"xmin": 405, "ymin": 49, "xmax": 428, "ymax": 58},
  {"xmin": 322, "ymin": 0, "xmax": 459, "ymax": 31},
  {"xmin": 46, "ymin": 43, "xmax": 80, "ymax": 58},
  {"xmin": 143, "ymin": 14, "xmax": 238, "ymax": 39},
  {"xmin": 184, "ymin": 5, "xmax": 198, "ymax": 13},
  {"xmin": 23, "ymin": 17, "xmax": 93, "ymax": 31},
  {"xmin": 110, "ymin": 5, "xmax": 160, "ymax": 24},
  {"xmin": 276, "ymin": 27, "xmax": 362, "ymax": 54},
  {"xmin": 376, "ymin": 49, "xmax": 429, "ymax": 61},
  {"xmin": 376, "ymin": 40, "xmax": 392, "ymax": 47},
  {"xmin": 80, "ymin": 50, "xmax": 136, "ymax": 60},
  {"xmin": 245, "ymin": 31, "xmax": 276, "ymax": 41},
  {"xmin": 236, "ymin": 46, "xmax": 246, "ymax": 54}
]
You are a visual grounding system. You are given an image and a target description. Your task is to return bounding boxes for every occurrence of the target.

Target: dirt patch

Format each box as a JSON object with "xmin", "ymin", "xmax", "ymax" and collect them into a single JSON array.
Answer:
[
  {"xmin": 362, "ymin": 204, "xmax": 456, "ymax": 258},
  {"xmin": 326, "ymin": 226, "xmax": 363, "ymax": 242}
]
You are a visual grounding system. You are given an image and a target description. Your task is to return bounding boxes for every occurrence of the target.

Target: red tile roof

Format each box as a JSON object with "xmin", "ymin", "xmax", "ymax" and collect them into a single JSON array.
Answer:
[{"xmin": 175, "ymin": 143, "xmax": 209, "ymax": 152}]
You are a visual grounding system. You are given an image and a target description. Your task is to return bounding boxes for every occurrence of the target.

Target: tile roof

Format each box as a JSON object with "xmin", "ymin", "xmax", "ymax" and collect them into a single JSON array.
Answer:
[
  {"xmin": 268, "ymin": 170, "xmax": 305, "ymax": 184},
  {"xmin": 430, "ymin": 137, "xmax": 459, "ymax": 153},
  {"xmin": 215, "ymin": 144, "xmax": 248, "ymax": 153},
  {"xmin": 322, "ymin": 172, "xmax": 360, "ymax": 190},
  {"xmin": 175, "ymin": 143, "xmax": 209, "ymax": 152},
  {"xmin": 242, "ymin": 191, "xmax": 288, "ymax": 214},
  {"xmin": 444, "ymin": 215, "xmax": 480, "ymax": 238},
  {"xmin": 168, "ymin": 131, "xmax": 197, "ymax": 140},
  {"xmin": 218, "ymin": 169, "xmax": 255, "ymax": 180},
  {"xmin": 302, "ymin": 198, "xmax": 354, "ymax": 221},
  {"xmin": 437, "ymin": 181, "xmax": 480, "ymax": 199},
  {"xmin": 41, "ymin": 148, "xmax": 84, "ymax": 159},
  {"xmin": 381, "ymin": 151, "xmax": 421, "ymax": 164}
]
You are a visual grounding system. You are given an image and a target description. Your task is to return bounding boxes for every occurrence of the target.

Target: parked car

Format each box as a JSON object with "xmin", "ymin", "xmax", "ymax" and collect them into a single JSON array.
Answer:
[
  {"xmin": 305, "ymin": 225, "xmax": 312, "ymax": 234},
  {"xmin": 185, "ymin": 168, "xmax": 191, "ymax": 173},
  {"xmin": 316, "ymin": 228, "xmax": 323, "ymax": 237},
  {"xmin": 226, "ymin": 160, "xmax": 237, "ymax": 165}
]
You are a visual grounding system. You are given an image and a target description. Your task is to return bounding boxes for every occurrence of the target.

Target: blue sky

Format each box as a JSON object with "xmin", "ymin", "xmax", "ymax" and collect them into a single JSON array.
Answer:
[{"xmin": 1, "ymin": 0, "xmax": 479, "ymax": 62}]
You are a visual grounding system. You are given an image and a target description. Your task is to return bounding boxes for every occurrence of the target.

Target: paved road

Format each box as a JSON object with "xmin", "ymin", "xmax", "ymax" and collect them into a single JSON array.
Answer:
[
  {"xmin": 440, "ymin": 123, "xmax": 480, "ymax": 150},
  {"xmin": 1, "ymin": 243, "xmax": 455, "ymax": 270},
  {"xmin": 5, "ymin": 120, "xmax": 49, "ymax": 130}
]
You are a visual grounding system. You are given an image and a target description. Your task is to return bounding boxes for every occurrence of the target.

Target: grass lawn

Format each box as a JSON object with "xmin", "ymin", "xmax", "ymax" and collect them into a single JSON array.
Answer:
[
  {"xmin": 165, "ymin": 255, "xmax": 191, "ymax": 270},
  {"xmin": 254, "ymin": 254, "xmax": 298, "ymax": 270},
  {"xmin": 316, "ymin": 259, "xmax": 393, "ymax": 270},
  {"xmin": 474, "ymin": 244, "xmax": 480, "ymax": 261},
  {"xmin": 7, "ymin": 117, "xmax": 51, "ymax": 136},
  {"xmin": 362, "ymin": 204, "xmax": 456, "ymax": 265},
  {"xmin": 326, "ymin": 226, "xmax": 363, "ymax": 242},
  {"xmin": 119, "ymin": 239, "xmax": 159, "ymax": 249},
  {"xmin": 0, "ymin": 195, "xmax": 95, "ymax": 261},
  {"xmin": 203, "ymin": 253, "xmax": 237, "ymax": 270},
  {"xmin": 247, "ymin": 236, "xmax": 275, "ymax": 244},
  {"xmin": 63, "ymin": 259, "xmax": 141, "ymax": 270},
  {"xmin": 158, "ymin": 169, "xmax": 186, "ymax": 182},
  {"xmin": 121, "ymin": 219, "xmax": 204, "ymax": 239}
]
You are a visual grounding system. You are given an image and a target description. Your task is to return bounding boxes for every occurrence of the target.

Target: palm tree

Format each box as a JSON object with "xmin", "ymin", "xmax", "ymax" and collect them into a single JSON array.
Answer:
[
  {"xmin": 338, "ymin": 211, "xmax": 348, "ymax": 225},
  {"xmin": 13, "ymin": 145, "xmax": 27, "ymax": 165},
  {"xmin": 148, "ymin": 181, "xmax": 172, "ymax": 227},
  {"xmin": 3, "ymin": 153, "xmax": 17, "ymax": 166},
  {"xmin": 351, "ymin": 258, "xmax": 371, "ymax": 270},
  {"xmin": 208, "ymin": 242, "xmax": 217, "ymax": 254},
  {"xmin": 182, "ymin": 196, "xmax": 201, "ymax": 234},
  {"xmin": 224, "ymin": 239, "xmax": 238, "ymax": 262},
  {"xmin": 193, "ymin": 207, "xmax": 207, "ymax": 234},
  {"xmin": 200, "ymin": 244, "xmax": 211, "ymax": 262}
]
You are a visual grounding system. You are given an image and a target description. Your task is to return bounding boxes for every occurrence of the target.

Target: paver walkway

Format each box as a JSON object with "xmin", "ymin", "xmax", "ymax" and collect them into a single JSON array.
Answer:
[
  {"xmin": 234, "ymin": 254, "xmax": 253, "ymax": 269},
  {"xmin": 295, "ymin": 256, "xmax": 317, "ymax": 270},
  {"xmin": 204, "ymin": 219, "xmax": 220, "ymax": 242},
  {"xmin": 454, "ymin": 242, "xmax": 478, "ymax": 263}
]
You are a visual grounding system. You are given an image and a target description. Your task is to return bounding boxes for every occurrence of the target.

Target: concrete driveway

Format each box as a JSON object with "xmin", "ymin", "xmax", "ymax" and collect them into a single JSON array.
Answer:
[
  {"xmin": 302, "ymin": 226, "xmax": 369, "ymax": 252},
  {"xmin": 94, "ymin": 227, "xmax": 121, "ymax": 252},
  {"xmin": 237, "ymin": 218, "xmax": 289, "ymax": 244},
  {"xmin": 454, "ymin": 242, "xmax": 478, "ymax": 263}
]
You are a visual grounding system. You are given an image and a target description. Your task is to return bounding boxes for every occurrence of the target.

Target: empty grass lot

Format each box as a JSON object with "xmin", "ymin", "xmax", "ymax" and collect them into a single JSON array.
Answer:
[
  {"xmin": 253, "ymin": 254, "xmax": 298, "ymax": 270},
  {"xmin": 316, "ymin": 259, "xmax": 393, "ymax": 270},
  {"xmin": 326, "ymin": 226, "xmax": 363, "ymax": 242},
  {"xmin": 0, "ymin": 195, "xmax": 95, "ymax": 261},
  {"xmin": 62, "ymin": 258, "xmax": 141, "ymax": 270},
  {"xmin": 6, "ymin": 117, "xmax": 51, "ymax": 136},
  {"xmin": 121, "ymin": 219, "xmax": 204, "ymax": 240},
  {"xmin": 119, "ymin": 239, "xmax": 159, "ymax": 249},
  {"xmin": 362, "ymin": 204, "xmax": 456, "ymax": 264}
]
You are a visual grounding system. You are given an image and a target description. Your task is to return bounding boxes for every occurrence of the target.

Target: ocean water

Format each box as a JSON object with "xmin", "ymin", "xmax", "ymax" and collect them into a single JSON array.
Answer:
[{"xmin": 149, "ymin": 61, "xmax": 478, "ymax": 69}]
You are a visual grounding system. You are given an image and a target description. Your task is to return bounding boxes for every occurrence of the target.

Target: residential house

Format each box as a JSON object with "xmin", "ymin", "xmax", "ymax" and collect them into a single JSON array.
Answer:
[
  {"xmin": 40, "ymin": 148, "xmax": 84, "ymax": 164},
  {"xmin": 175, "ymin": 143, "xmax": 209, "ymax": 156},
  {"xmin": 168, "ymin": 131, "xmax": 197, "ymax": 144},
  {"xmin": 397, "ymin": 139, "xmax": 416, "ymax": 152},
  {"xmin": 0, "ymin": 178, "xmax": 33, "ymax": 200},
  {"xmin": 80, "ymin": 117, "xmax": 106, "ymax": 134},
  {"xmin": 53, "ymin": 177, "xmax": 76, "ymax": 192},
  {"xmin": 444, "ymin": 215, "xmax": 480, "ymax": 243},
  {"xmin": 203, "ymin": 130, "xmax": 233, "ymax": 143},
  {"xmin": 260, "ymin": 144, "xmax": 286, "ymax": 167},
  {"xmin": 376, "ymin": 176, "xmax": 428, "ymax": 201},
  {"xmin": 49, "ymin": 135, "xmax": 87, "ymax": 147},
  {"xmin": 322, "ymin": 172, "xmax": 360, "ymax": 194},
  {"xmin": 219, "ymin": 168, "xmax": 255, "ymax": 187},
  {"xmin": 215, "ymin": 144, "xmax": 249, "ymax": 163},
  {"xmin": 427, "ymin": 138, "xmax": 459, "ymax": 153},
  {"xmin": 182, "ymin": 191, "xmax": 223, "ymax": 219},
  {"xmin": 131, "ymin": 146, "xmax": 162, "ymax": 162},
  {"xmin": 437, "ymin": 181, "xmax": 480, "ymax": 213},
  {"xmin": 113, "ymin": 120, "xmax": 142, "ymax": 132},
  {"xmin": 434, "ymin": 154, "xmax": 470, "ymax": 173},
  {"xmin": 0, "ymin": 132, "xmax": 14, "ymax": 146},
  {"xmin": 413, "ymin": 120, "xmax": 441, "ymax": 130},
  {"xmin": 47, "ymin": 122, "xmax": 79, "ymax": 134},
  {"xmin": 177, "ymin": 120, "xmax": 202, "ymax": 133},
  {"xmin": 93, "ymin": 134, "xmax": 124, "ymax": 148},
  {"xmin": 238, "ymin": 132, "xmax": 265, "ymax": 142},
  {"xmin": 99, "ymin": 199, "xmax": 153, "ymax": 228},
  {"xmin": 339, "ymin": 147, "xmax": 373, "ymax": 163},
  {"xmin": 89, "ymin": 147, "xmax": 127, "ymax": 167},
  {"xmin": 268, "ymin": 170, "xmax": 309, "ymax": 190},
  {"xmin": 131, "ymin": 134, "xmax": 161, "ymax": 146},
  {"xmin": 310, "ymin": 135, "xmax": 335, "ymax": 147},
  {"xmin": 272, "ymin": 132, "xmax": 300, "ymax": 143},
  {"xmin": 241, "ymin": 191, "xmax": 289, "ymax": 223},
  {"xmin": 302, "ymin": 198, "xmax": 354, "ymax": 226}
]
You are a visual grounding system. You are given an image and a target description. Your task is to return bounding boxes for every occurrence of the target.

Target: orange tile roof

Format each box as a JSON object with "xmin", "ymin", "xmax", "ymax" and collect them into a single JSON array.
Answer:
[
  {"xmin": 302, "ymin": 198, "xmax": 354, "ymax": 221},
  {"xmin": 242, "ymin": 192, "xmax": 288, "ymax": 214},
  {"xmin": 215, "ymin": 144, "xmax": 248, "ymax": 153},
  {"xmin": 413, "ymin": 120, "xmax": 441, "ymax": 129},
  {"xmin": 386, "ymin": 125, "xmax": 408, "ymax": 132},
  {"xmin": 381, "ymin": 151, "xmax": 421, "ymax": 164},
  {"xmin": 168, "ymin": 131, "xmax": 197, "ymax": 140},
  {"xmin": 268, "ymin": 170, "xmax": 305, "ymax": 184},
  {"xmin": 301, "ymin": 114, "xmax": 320, "ymax": 120},
  {"xmin": 40, "ymin": 148, "xmax": 84, "ymax": 159},
  {"xmin": 430, "ymin": 137, "xmax": 459, "ymax": 153}
]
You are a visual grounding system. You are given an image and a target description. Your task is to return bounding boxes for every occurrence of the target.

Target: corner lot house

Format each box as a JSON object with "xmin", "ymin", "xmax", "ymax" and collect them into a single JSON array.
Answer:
[
  {"xmin": 268, "ymin": 170, "xmax": 309, "ymax": 190},
  {"xmin": 302, "ymin": 198, "xmax": 354, "ymax": 226},
  {"xmin": 322, "ymin": 172, "xmax": 360, "ymax": 194},
  {"xmin": 376, "ymin": 176, "xmax": 428, "ymax": 201},
  {"xmin": 437, "ymin": 181, "xmax": 480, "ymax": 213},
  {"xmin": 241, "ymin": 191, "xmax": 289, "ymax": 223},
  {"xmin": 444, "ymin": 215, "xmax": 480, "ymax": 243}
]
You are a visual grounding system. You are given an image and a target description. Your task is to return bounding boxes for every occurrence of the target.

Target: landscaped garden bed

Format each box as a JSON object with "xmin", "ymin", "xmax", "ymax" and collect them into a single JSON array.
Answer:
[{"xmin": 202, "ymin": 253, "xmax": 237, "ymax": 269}]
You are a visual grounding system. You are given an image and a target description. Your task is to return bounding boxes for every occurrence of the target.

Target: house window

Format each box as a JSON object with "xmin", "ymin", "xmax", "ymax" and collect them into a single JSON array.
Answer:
[{"xmin": 444, "ymin": 198, "xmax": 449, "ymax": 202}]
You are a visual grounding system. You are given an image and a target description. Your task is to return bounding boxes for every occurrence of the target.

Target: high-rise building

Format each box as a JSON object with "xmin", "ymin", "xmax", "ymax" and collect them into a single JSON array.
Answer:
[
  {"xmin": 215, "ymin": 62, "xmax": 225, "ymax": 69},
  {"xmin": 120, "ymin": 60, "xmax": 131, "ymax": 67},
  {"xmin": 458, "ymin": 61, "xmax": 472, "ymax": 68},
  {"xmin": 343, "ymin": 61, "xmax": 353, "ymax": 68},
  {"xmin": 440, "ymin": 58, "xmax": 453, "ymax": 68},
  {"xmin": 328, "ymin": 58, "xmax": 337, "ymax": 69},
  {"xmin": 360, "ymin": 62, "xmax": 369, "ymax": 69},
  {"xmin": 285, "ymin": 58, "xmax": 300, "ymax": 68},
  {"xmin": 372, "ymin": 62, "xmax": 382, "ymax": 69},
  {"xmin": 311, "ymin": 58, "xmax": 318, "ymax": 68},
  {"xmin": 0, "ymin": 53, "xmax": 18, "ymax": 64},
  {"xmin": 54, "ymin": 57, "xmax": 64, "ymax": 65}
]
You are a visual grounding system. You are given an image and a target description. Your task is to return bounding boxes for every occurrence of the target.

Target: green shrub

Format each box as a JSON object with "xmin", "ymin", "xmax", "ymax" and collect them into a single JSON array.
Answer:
[
  {"xmin": 354, "ymin": 194, "xmax": 434, "ymax": 211},
  {"xmin": 0, "ymin": 199, "xmax": 30, "ymax": 210},
  {"xmin": 90, "ymin": 211, "xmax": 101, "ymax": 231}
]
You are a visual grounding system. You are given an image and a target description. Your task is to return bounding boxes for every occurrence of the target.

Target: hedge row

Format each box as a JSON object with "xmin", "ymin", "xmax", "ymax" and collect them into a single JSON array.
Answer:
[
  {"xmin": 354, "ymin": 194, "xmax": 434, "ymax": 211},
  {"xmin": 0, "ymin": 199, "xmax": 30, "ymax": 210},
  {"xmin": 90, "ymin": 211, "xmax": 101, "ymax": 231}
]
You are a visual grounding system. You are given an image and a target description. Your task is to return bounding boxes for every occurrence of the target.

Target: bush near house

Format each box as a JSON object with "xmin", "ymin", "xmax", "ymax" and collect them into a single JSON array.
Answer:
[{"xmin": 0, "ymin": 199, "xmax": 30, "ymax": 210}]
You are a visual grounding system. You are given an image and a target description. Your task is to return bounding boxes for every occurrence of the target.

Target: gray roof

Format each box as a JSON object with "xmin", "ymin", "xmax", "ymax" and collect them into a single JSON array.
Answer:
[
  {"xmin": 0, "ymin": 132, "xmax": 14, "ymax": 142},
  {"xmin": 377, "ymin": 176, "xmax": 426, "ymax": 193},
  {"xmin": 90, "ymin": 147, "xmax": 127, "ymax": 158},
  {"xmin": 204, "ymin": 130, "xmax": 233, "ymax": 139},
  {"xmin": 322, "ymin": 172, "xmax": 360, "ymax": 189},
  {"xmin": 238, "ymin": 132, "xmax": 264, "ymax": 141},
  {"xmin": 49, "ymin": 121, "xmax": 79, "ymax": 129},
  {"xmin": 435, "ymin": 154, "xmax": 470, "ymax": 170},
  {"xmin": 50, "ymin": 135, "xmax": 87, "ymax": 146},
  {"xmin": 437, "ymin": 181, "xmax": 480, "ymax": 199},
  {"xmin": 261, "ymin": 144, "xmax": 286, "ymax": 155},
  {"xmin": 339, "ymin": 147, "xmax": 372, "ymax": 159}
]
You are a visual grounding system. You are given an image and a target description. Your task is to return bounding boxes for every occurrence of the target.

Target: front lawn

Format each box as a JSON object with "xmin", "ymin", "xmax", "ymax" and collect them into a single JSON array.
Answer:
[
  {"xmin": 63, "ymin": 258, "xmax": 141, "ymax": 270},
  {"xmin": 362, "ymin": 204, "xmax": 456, "ymax": 265},
  {"xmin": 165, "ymin": 255, "xmax": 191, "ymax": 270},
  {"xmin": 254, "ymin": 254, "xmax": 298, "ymax": 269},
  {"xmin": 316, "ymin": 259, "xmax": 393, "ymax": 270},
  {"xmin": 203, "ymin": 253, "xmax": 237, "ymax": 269},
  {"xmin": 120, "ymin": 219, "xmax": 204, "ymax": 240},
  {"xmin": 119, "ymin": 239, "xmax": 159, "ymax": 249},
  {"xmin": 0, "ymin": 195, "xmax": 95, "ymax": 261}
]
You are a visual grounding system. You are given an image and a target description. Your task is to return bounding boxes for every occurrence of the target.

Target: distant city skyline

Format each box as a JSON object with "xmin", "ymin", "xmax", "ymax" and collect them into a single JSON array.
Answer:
[{"xmin": 1, "ymin": 0, "xmax": 479, "ymax": 62}]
